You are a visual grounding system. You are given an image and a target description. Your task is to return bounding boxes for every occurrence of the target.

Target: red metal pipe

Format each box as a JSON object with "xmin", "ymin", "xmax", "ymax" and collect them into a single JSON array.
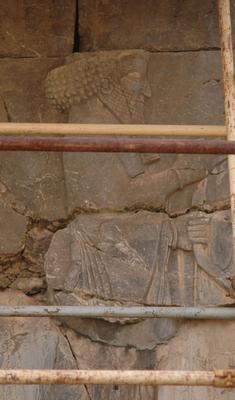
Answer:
[{"xmin": 0, "ymin": 136, "xmax": 233, "ymax": 154}]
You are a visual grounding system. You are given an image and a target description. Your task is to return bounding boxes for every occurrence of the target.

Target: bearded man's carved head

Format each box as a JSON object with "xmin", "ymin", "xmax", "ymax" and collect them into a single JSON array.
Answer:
[{"xmin": 45, "ymin": 50, "xmax": 151, "ymax": 124}]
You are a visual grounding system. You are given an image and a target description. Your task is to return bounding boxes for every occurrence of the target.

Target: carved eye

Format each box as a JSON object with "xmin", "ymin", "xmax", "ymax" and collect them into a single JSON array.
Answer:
[
  {"xmin": 127, "ymin": 72, "xmax": 141, "ymax": 80},
  {"xmin": 100, "ymin": 78, "xmax": 113, "ymax": 94}
]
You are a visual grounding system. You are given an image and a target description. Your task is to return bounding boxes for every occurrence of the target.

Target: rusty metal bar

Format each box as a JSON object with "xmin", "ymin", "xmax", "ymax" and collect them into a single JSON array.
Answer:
[
  {"xmin": 0, "ymin": 123, "xmax": 226, "ymax": 137},
  {"xmin": 0, "ymin": 136, "xmax": 233, "ymax": 153},
  {"xmin": 0, "ymin": 369, "xmax": 234, "ymax": 387},
  {"xmin": 218, "ymin": 0, "xmax": 235, "ymax": 268},
  {"xmin": 0, "ymin": 306, "xmax": 234, "ymax": 319}
]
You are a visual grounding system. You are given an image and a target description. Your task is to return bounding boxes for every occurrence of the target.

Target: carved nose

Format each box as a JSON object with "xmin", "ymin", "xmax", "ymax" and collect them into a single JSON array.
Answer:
[{"xmin": 142, "ymin": 81, "xmax": 151, "ymax": 98}]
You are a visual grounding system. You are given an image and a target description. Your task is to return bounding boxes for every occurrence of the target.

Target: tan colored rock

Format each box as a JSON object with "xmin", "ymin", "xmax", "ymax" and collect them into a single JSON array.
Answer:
[
  {"xmin": 66, "ymin": 328, "xmax": 157, "ymax": 400},
  {"xmin": 0, "ymin": 203, "xmax": 27, "ymax": 256},
  {"xmin": 0, "ymin": 50, "xmax": 227, "ymax": 220},
  {"xmin": 45, "ymin": 50, "xmax": 226, "ymax": 214},
  {"xmin": 157, "ymin": 320, "xmax": 235, "ymax": 399},
  {"xmin": 0, "ymin": 1, "xmax": 76, "ymax": 57},
  {"xmin": 0, "ymin": 290, "xmax": 89, "ymax": 400},
  {"xmin": 66, "ymin": 322, "xmax": 235, "ymax": 399},
  {"xmin": 0, "ymin": 58, "xmax": 65, "ymax": 122},
  {"xmin": 0, "ymin": 96, "xmax": 8, "ymax": 121},
  {"xmin": 45, "ymin": 210, "xmax": 232, "ymax": 348},
  {"xmin": 13, "ymin": 277, "xmax": 45, "ymax": 294},
  {"xmin": 79, "ymin": 0, "xmax": 235, "ymax": 51},
  {"xmin": 0, "ymin": 57, "xmax": 67, "ymax": 220},
  {"xmin": 23, "ymin": 227, "xmax": 53, "ymax": 270}
]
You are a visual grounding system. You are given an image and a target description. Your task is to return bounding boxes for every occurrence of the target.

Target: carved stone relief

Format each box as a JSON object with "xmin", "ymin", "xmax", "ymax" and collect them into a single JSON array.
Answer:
[
  {"xmin": 45, "ymin": 209, "xmax": 233, "ymax": 348},
  {"xmin": 45, "ymin": 50, "xmax": 226, "ymax": 213},
  {"xmin": 44, "ymin": 50, "xmax": 234, "ymax": 400},
  {"xmin": 0, "ymin": 290, "xmax": 89, "ymax": 400}
]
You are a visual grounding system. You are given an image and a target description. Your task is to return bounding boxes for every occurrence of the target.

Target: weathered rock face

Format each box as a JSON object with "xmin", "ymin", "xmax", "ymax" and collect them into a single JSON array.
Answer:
[
  {"xmin": 0, "ymin": 49, "xmax": 226, "ymax": 222},
  {"xmin": 0, "ymin": 58, "xmax": 65, "ymax": 123},
  {"xmin": 79, "ymin": 0, "xmax": 235, "ymax": 52},
  {"xmin": 44, "ymin": 50, "xmax": 227, "ymax": 215},
  {"xmin": 0, "ymin": 1, "xmax": 76, "ymax": 57},
  {"xmin": 0, "ymin": 290, "xmax": 89, "ymax": 400},
  {"xmin": 157, "ymin": 321, "xmax": 235, "ymax": 399},
  {"xmin": 65, "ymin": 324, "xmax": 235, "ymax": 400},
  {"xmin": 0, "ymin": 3, "xmax": 233, "ymax": 399},
  {"xmin": 45, "ymin": 209, "xmax": 233, "ymax": 348},
  {"xmin": 0, "ymin": 203, "xmax": 27, "ymax": 256},
  {"xmin": 40, "ymin": 44, "xmax": 235, "ymax": 400},
  {"xmin": 66, "ymin": 328, "xmax": 158, "ymax": 400}
]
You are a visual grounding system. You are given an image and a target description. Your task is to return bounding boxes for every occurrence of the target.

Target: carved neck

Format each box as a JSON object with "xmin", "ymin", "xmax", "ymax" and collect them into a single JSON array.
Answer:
[{"xmin": 68, "ymin": 97, "xmax": 119, "ymax": 124}]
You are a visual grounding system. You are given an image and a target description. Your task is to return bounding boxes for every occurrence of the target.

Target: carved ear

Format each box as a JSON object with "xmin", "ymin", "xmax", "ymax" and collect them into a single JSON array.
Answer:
[{"xmin": 99, "ymin": 78, "xmax": 114, "ymax": 95}]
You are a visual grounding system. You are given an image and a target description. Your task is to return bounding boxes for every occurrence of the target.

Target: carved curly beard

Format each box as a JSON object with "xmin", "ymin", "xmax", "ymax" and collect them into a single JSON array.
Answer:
[
  {"xmin": 122, "ymin": 89, "xmax": 145, "ymax": 124},
  {"xmin": 96, "ymin": 81, "xmax": 145, "ymax": 124}
]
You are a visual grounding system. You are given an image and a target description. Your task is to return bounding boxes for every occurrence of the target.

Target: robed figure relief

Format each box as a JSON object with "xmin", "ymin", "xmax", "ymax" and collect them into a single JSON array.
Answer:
[{"xmin": 45, "ymin": 51, "xmax": 233, "ymax": 347}]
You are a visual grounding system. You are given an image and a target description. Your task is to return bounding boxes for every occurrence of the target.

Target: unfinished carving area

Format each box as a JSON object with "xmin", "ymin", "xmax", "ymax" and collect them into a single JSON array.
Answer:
[{"xmin": 0, "ymin": 1, "xmax": 235, "ymax": 399}]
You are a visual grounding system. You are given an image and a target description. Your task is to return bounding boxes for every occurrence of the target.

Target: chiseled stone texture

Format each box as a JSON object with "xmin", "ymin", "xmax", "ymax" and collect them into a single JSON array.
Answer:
[
  {"xmin": 65, "ymin": 324, "xmax": 235, "ymax": 400},
  {"xmin": 45, "ymin": 210, "xmax": 233, "ymax": 348},
  {"xmin": 0, "ymin": 290, "xmax": 89, "ymax": 400},
  {"xmin": 157, "ymin": 321, "xmax": 235, "ymax": 399},
  {"xmin": 0, "ymin": 203, "xmax": 27, "ymax": 256},
  {"xmin": 0, "ymin": 58, "xmax": 67, "ymax": 220},
  {"xmin": 0, "ymin": 50, "xmax": 227, "ymax": 220},
  {"xmin": 79, "ymin": 0, "xmax": 235, "ymax": 51},
  {"xmin": 0, "ymin": 1, "xmax": 76, "ymax": 57},
  {"xmin": 66, "ymin": 328, "xmax": 158, "ymax": 400},
  {"xmin": 0, "ymin": 58, "xmax": 65, "ymax": 122},
  {"xmin": 45, "ymin": 50, "xmax": 227, "ymax": 215}
]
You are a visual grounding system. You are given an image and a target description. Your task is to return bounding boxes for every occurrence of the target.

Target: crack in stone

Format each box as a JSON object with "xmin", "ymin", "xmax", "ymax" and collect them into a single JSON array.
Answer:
[{"xmin": 62, "ymin": 329, "xmax": 93, "ymax": 400}]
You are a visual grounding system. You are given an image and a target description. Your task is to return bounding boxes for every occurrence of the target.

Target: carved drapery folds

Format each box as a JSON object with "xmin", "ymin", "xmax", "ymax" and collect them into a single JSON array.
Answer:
[{"xmin": 44, "ymin": 50, "xmax": 233, "ymax": 349}]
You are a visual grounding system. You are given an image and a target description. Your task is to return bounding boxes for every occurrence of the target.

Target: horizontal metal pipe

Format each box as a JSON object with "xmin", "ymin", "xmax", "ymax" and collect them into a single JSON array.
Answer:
[
  {"xmin": 0, "ymin": 369, "xmax": 234, "ymax": 387},
  {"xmin": 0, "ymin": 123, "xmax": 226, "ymax": 137},
  {"xmin": 0, "ymin": 136, "xmax": 233, "ymax": 153},
  {"xmin": 0, "ymin": 306, "xmax": 235, "ymax": 319}
]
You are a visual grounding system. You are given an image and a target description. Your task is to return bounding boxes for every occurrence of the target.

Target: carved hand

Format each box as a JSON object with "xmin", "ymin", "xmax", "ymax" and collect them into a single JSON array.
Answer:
[{"xmin": 187, "ymin": 216, "xmax": 210, "ymax": 245}]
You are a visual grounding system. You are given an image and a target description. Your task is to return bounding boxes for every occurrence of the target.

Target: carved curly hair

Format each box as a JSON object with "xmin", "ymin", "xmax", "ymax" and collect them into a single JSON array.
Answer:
[{"xmin": 45, "ymin": 51, "xmax": 150, "ymax": 118}]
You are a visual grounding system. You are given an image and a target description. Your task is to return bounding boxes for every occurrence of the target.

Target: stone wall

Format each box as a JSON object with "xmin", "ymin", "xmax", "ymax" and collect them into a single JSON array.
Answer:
[{"xmin": 0, "ymin": 1, "xmax": 234, "ymax": 399}]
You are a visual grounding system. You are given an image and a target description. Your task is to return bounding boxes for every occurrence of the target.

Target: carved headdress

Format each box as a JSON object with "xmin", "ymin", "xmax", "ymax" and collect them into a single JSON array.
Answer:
[{"xmin": 45, "ymin": 50, "xmax": 151, "ymax": 124}]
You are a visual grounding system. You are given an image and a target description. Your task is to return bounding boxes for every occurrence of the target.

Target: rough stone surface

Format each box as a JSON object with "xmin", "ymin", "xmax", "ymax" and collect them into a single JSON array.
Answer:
[
  {"xmin": 0, "ymin": 8, "xmax": 233, "ymax": 399},
  {"xmin": 45, "ymin": 210, "xmax": 233, "ymax": 348},
  {"xmin": 65, "ymin": 324, "xmax": 235, "ymax": 400},
  {"xmin": 0, "ymin": 1, "xmax": 76, "ymax": 57},
  {"xmin": 13, "ymin": 276, "xmax": 45, "ymax": 294},
  {"xmin": 157, "ymin": 321, "xmax": 235, "ymax": 399},
  {"xmin": 23, "ymin": 227, "xmax": 53, "ymax": 268},
  {"xmin": 0, "ymin": 58, "xmax": 65, "ymax": 122},
  {"xmin": 0, "ymin": 203, "xmax": 27, "ymax": 256},
  {"xmin": 0, "ymin": 58, "xmax": 68, "ymax": 220},
  {"xmin": 0, "ymin": 50, "xmax": 227, "ymax": 220},
  {"xmin": 0, "ymin": 290, "xmax": 89, "ymax": 400},
  {"xmin": 45, "ymin": 50, "xmax": 227, "ymax": 215},
  {"xmin": 0, "ymin": 96, "xmax": 8, "ymax": 121},
  {"xmin": 79, "ymin": 0, "xmax": 235, "ymax": 51},
  {"xmin": 66, "ymin": 328, "xmax": 158, "ymax": 400}
]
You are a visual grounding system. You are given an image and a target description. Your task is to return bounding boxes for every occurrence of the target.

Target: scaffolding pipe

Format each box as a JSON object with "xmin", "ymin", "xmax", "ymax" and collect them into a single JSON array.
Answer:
[
  {"xmin": 0, "ymin": 369, "xmax": 234, "ymax": 387},
  {"xmin": 218, "ymin": 0, "xmax": 235, "ymax": 269},
  {"xmin": 0, "ymin": 136, "xmax": 234, "ymax": 153},
  {"xmin": 0, "ymin": 123, "xmax": 226, "ymax": 137},
  {"xmin": 0, "ymin": 306, "xmax": 234, "ymax": 319}
]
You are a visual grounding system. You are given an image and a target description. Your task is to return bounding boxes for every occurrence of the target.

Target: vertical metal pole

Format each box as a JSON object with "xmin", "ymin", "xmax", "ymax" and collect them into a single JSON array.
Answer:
[{"xmin": 218, "ymin": 0, "xmax": 235, "ymax": 269}]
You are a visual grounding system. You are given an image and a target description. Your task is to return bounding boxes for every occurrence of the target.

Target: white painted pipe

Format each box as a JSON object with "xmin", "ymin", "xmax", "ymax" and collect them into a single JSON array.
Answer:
[
  {"xmin": 218, "ymin": 0, "xmax": 235, "ymax": 272},
  {"xmin": 0, "ymin": 123, "xmax": 226, "ymax": 137},
  {"xmin": 0, "ymin": 369, "xmax": 233, "ymax": 387}
]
